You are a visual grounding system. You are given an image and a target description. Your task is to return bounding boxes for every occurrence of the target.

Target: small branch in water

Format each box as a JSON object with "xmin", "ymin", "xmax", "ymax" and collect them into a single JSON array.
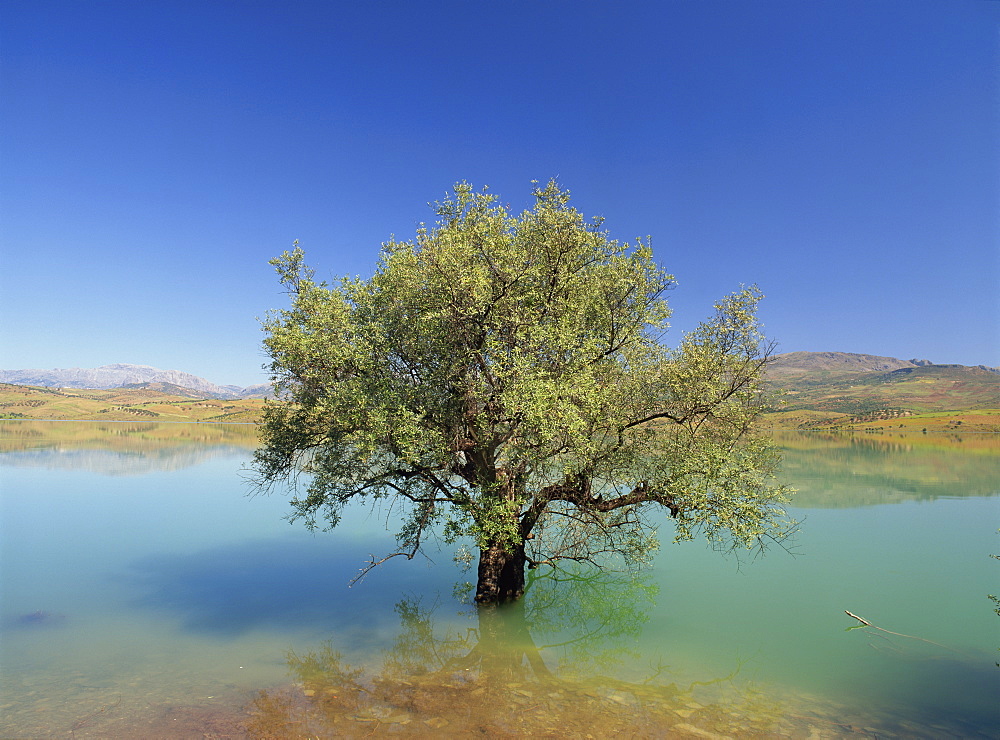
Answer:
[
  {"xmin": 350, "ymin": 551, "xmax": 412, "ymax": 587},
  {"xmin": 844, "ymin": 610, "xmax": 872, "ymax": 626},
  {"xmin": 844, "ymin": 610, "xmax": 953, "ymax": 651}
]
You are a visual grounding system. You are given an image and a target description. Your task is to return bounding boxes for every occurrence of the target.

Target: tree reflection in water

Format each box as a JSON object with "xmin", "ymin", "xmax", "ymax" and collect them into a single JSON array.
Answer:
[{"xmin": 245, "ymin": 567, "xmax": 796, "ymax": 738}]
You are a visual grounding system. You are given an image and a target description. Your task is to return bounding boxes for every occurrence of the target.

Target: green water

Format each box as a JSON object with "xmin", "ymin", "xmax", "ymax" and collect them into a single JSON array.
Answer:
[{"xmin": 1, "ymin": 422, "xmax": 997, "ymax": 737}]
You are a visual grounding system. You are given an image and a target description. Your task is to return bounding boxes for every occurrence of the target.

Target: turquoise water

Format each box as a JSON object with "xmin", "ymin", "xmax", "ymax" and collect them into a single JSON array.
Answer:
[{"xmin": 1, "ymin": 422, "xmax": 997, "ymax": 737}]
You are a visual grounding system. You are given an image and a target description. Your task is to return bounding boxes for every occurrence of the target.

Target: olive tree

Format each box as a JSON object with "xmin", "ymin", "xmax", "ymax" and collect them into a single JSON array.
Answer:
[{"xmin": 253, "ymin": 182, "xmax": 793, "ymax": 605}]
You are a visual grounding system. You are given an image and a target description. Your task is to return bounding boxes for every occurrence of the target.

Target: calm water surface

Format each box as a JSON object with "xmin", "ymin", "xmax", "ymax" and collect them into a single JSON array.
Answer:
[{"xmin": 1, "ymin": 421, "xmax": 997, "ymax": 738}]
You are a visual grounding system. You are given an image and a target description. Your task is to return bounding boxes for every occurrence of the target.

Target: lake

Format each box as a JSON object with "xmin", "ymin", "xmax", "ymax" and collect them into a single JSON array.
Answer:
[{"xmin": 1, "ymin": 421, "xmax": 997, "ymax": 738}]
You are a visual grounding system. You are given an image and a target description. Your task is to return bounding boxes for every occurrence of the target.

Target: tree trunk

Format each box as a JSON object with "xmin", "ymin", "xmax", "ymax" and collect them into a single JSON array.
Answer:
[{"xmin": 475, "ymin": 540, "xmax": 527, "ymax": 604}]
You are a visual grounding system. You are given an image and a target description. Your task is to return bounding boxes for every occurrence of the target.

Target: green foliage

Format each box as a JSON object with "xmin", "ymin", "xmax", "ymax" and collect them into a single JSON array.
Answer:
[{"xmin": 254, "ymin": 182, "xmax": 793, "ymax": 593}]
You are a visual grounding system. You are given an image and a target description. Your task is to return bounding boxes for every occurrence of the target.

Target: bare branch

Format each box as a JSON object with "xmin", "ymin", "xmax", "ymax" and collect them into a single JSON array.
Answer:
[{"xmin": 350, "ymin": 551, "xmax": 414, "ymax": 587}]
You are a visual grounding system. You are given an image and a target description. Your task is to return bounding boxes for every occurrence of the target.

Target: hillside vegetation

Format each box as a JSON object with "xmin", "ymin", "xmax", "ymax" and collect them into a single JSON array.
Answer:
[
  {"xmin": 764, "ymin": 353, "xmax": 1000, "ymax": 432},
  {"xmin": 0, "ymin": 383, "xmax": 265, "ymax": 423}
]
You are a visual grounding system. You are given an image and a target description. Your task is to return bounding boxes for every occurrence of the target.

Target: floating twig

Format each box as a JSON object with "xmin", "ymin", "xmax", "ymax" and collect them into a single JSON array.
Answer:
[
  {"xmin": 844, "ymin": 610, "xmax": 953, "ymax": 651},
  {"xmin": 844, "ymin": 610, "xmax": 872, "ymax": 626}
]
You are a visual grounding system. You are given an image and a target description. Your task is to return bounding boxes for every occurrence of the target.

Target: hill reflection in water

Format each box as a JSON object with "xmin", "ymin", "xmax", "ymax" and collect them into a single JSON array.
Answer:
[
  {"xmin": 775, "ymin": 431, "xmax": 1000, "ymax": 507},
  {"xmin": 3, "ymin": 423, "xmax": 996, "ymax": 499},
  {"xmin": 0, "ymin": 420, "xmax": 257, "ymax": 475}
]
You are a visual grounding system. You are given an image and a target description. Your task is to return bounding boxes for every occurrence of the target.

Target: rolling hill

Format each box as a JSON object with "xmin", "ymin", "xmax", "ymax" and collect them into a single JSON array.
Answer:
[
  {"xmin": 764, "ymin": 352, "xmax": 1000, "ymax": 431},
  {"xmin": 767, "ymin": 351, "xmax": 926, "ymax": 377},
  {"xmin": 0, "ymin": 383, "xmax": 265, "ymax": 423}
]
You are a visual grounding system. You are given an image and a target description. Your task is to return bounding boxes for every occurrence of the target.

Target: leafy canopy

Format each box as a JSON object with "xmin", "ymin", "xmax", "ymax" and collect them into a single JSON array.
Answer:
[{"xmin": 254, "ymin": 181, "xmax": 793, "ymax": 577}]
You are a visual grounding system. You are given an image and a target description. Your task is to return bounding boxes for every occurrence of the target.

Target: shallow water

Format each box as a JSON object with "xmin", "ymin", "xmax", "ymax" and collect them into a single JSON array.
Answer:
[{"xmin": 1, "ymin": 421, "xmax": 997, "ymax": 738}]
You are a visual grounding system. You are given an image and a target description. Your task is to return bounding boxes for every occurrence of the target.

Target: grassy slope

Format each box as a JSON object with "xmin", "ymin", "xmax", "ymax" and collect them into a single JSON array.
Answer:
[
  {"xmin": 763, "ymin": 364, "xmax": 1000, "ymax": 432},
  {"xmin": 0, "ymin": 383, "xmax": 265, "ymax": 423}
]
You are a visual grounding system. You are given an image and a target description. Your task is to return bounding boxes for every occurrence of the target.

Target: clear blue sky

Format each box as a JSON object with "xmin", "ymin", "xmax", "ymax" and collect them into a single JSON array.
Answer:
[{"xmin": 2, "ymin": 0, "xmax": 997, "ymax": 387}]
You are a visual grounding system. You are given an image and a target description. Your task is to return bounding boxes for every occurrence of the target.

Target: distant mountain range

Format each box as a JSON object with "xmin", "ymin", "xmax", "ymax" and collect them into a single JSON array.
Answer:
[
  {"xmin": 0, "ymin": 364, "xmax": 270, "ymax": 399},
  {"xmin": 1, "ymin": 353, "xmax": 997, "ymax": 403},
  {"xmin": 767, "ymin": 351, "xmax": 999, "ymax": 377}
]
